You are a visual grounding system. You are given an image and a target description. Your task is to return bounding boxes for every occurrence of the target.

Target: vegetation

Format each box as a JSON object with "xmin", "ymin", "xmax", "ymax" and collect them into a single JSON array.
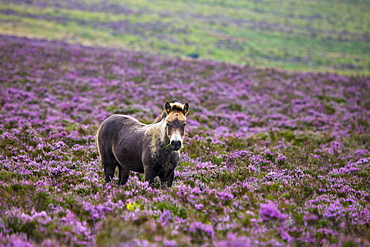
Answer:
[
  {"xmin": 0, "ymin": 0, "xmax": 369, "ymax": 75},
  {"xmin": 0, "ymin": 35, "xmax": 369, "ymax": 246},
  {"xmin": 1, "ymin": 0, "xmax": 369, "ymax": 245}
]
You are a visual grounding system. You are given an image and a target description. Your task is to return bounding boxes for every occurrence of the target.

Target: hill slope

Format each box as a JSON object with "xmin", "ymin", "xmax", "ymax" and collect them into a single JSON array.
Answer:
[{"xmin": 0, "ymin": 0, "xmax": 369, "ymax": 75}]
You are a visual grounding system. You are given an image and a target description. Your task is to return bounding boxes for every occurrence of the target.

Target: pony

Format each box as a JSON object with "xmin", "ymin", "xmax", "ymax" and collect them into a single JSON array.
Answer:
[{"xmin": 96, "ymin": 102, "xmax": 189, "ymax": 187}]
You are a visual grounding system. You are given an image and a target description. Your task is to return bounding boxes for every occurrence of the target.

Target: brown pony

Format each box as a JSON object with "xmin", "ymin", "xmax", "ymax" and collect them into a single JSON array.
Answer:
[{"xmin": 96, "ymin": 102, "xmax": 189, "ymax": 187}]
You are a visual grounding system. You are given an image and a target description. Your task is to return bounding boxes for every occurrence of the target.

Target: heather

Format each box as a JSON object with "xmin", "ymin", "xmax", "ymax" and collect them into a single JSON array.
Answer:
[
  {"xmin": 0, "ymin": 35, "xmax": 369, "ymax": 246},
  {"xmin": 0, "ymin": 0, "xmax": 369, "ymax": 75}
]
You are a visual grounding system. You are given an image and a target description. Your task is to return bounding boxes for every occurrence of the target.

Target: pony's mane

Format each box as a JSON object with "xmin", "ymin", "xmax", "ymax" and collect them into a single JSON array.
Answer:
[{"xmin": 154, "ymin": 110, "xmax": 167, "ymax": 123}]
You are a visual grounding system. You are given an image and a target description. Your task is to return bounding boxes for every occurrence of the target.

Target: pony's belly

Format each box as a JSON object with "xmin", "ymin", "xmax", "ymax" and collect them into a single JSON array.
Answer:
[
  {"xmin": 115, "ymin": 147, "xmax": 145, "ymax": 173},
  {"xmin": 130, "ymin": 166, "xmax": 144, "ymax": 173}
]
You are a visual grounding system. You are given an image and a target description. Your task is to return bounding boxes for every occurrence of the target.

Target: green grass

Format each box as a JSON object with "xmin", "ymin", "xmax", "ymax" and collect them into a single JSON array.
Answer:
[{"xmin": 0, "ymin": 0, "xmax": 369, "ymax": 75}]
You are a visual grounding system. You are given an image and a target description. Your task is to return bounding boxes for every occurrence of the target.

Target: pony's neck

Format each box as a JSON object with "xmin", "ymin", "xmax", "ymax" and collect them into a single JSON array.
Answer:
[{"xmin": 151, "ymin": 116, "xmax": 169, "ymax": 146}]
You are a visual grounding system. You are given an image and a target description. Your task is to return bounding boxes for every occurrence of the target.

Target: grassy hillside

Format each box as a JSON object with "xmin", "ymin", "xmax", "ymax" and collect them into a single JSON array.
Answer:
[
  {"xmin": 0, "ymin": 35, "xmax": 369, "ymax": 246},
  {"xmin": 0, "ymin": 0, "xmax": 369, "ymax": 75}
]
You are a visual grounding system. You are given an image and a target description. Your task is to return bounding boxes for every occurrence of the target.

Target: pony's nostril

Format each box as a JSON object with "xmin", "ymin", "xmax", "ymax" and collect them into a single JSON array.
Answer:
[
  {"xmin": 171, "ymin": 140, "xmax": 181, "ymax": 145},
  {"xmin": 170, "ymin": 140, "xmax": 181, "ymax": 150}
]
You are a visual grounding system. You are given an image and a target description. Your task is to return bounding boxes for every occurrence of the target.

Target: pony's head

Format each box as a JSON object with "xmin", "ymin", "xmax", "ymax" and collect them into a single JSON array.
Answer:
[{"xmin": 164, "ymin": 102, "xmax": 189, "ymax": 150}]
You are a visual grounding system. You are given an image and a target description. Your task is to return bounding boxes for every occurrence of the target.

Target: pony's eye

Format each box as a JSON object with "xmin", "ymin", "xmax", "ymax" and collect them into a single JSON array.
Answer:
[
  {"xmin": 183, "ymin": 123, "xmax": 187, "ymax": 127},
  {"xmin": 166, "ymin": 123, "xmax": 170, "ymax": 127}
]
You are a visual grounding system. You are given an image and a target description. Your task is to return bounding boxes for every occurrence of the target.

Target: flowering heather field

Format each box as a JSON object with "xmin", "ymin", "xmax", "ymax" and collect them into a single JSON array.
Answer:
[{"xmin": 0, "ymin": 35, "xmax": 370, "ymax": 246}]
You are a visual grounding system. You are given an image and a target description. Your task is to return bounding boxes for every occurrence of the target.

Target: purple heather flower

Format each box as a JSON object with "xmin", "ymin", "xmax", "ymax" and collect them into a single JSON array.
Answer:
[
  {"xmin": 189, "ymin": 222, "xmax": 214, "ymax": 238},
  {"xmin": 353, "ymin": 149, "xmax": 370, "ymax": 157},
  {"xmin": 158, "ymin": 209, "xmax": 173, "ymax": 224},
  {"xmin": 259, "ymin": 201, "xmax": 287, "ymax": 221},
  {"xmin": 276, "ymin": 153, "xmax": 287, "ymax": 163},
  {"xmin": 323, "ymin": 201, "xmax": 344, "ymax": 219},
  {"xmin": 216, "ymin": 192, "xmax": 234, "ymax": 201},
  {"xmin": 303, "ymin": 212, "xmax": 319, "ymax": 222},
  {"xmin": 214, "ymin": 232, "xmax": 252, "ymax": 247},
  {"xmin": 163, "ymin": 239, "xmax": 177, "ymax": 247}
]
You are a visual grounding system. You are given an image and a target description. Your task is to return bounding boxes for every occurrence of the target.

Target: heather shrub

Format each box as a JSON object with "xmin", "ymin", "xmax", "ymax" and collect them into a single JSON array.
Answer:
[{"xmin": 0, "ymin": 35, "xmax": 369, "ymax": 246}]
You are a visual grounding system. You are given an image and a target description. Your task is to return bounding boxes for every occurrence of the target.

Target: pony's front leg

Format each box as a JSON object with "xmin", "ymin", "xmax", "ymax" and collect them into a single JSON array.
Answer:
[
  {"xmin": 142, "ymin": 151, "xmax": 155, "ymax": 186},
  {"xmin": 143, "ymin": 165, "xmax": 155, "ymax": 187},
  {"xmin": 160, "ymin": 170, "xmax": 174, "ymax": 188}
]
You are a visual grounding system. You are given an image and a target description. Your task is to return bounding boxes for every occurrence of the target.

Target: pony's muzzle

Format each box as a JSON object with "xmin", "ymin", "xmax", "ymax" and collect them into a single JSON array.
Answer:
[{"xmin": 170, "ymin": 140, "xmax": 182, "ymax": 150}]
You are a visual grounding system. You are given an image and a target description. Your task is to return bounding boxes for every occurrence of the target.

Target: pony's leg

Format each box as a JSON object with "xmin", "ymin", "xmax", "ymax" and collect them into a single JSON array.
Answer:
[
  {"xmin": 101, "ymin": 155, "xmax": 117, "ymax": 183},
  {"xmin": 160, "ymin": 177, "xmax": 168, "ymax": 189},
  {"xmin": 117, "ymin": 165, "xmax": 130, "ymax": 185},
  {"xmin": 144, "ymin": 166, "xmax": 155, "ymax": 187},
  {"xmin": 164, "ymin": 170, "xmax": 175, "ymax": 188},
  {"xmin": 159, "ymin": 171, "xmax": 174, "ymax": 189}
]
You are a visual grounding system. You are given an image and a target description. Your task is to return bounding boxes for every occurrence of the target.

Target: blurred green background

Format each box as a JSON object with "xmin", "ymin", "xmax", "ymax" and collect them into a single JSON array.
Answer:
[{"xmin": 1, "ymin": 0, "xmax": 369, "ymax": 75}]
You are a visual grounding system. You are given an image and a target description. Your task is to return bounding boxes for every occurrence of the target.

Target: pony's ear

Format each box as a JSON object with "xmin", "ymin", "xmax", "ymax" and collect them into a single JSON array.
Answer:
[
  {"xmin": 183, "ymin": 102, "xmax": 189, "ymax": 115},
  {"xmin": 165, "ymin": 102, "xmax": 171, "ymax": 114}
]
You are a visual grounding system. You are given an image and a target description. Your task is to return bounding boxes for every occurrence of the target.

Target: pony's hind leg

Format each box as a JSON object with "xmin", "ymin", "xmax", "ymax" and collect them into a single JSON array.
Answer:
[
  {"xmin": 101, "ymin": 155, "xmax": 118, "ymax": 183},
  {"xmin": 104, "ymin": 163, "xmax": 116, "ymax": 183},
  {"xmin": 117, "ymin": 165, "xmax": 130, "ymax": 185}
]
